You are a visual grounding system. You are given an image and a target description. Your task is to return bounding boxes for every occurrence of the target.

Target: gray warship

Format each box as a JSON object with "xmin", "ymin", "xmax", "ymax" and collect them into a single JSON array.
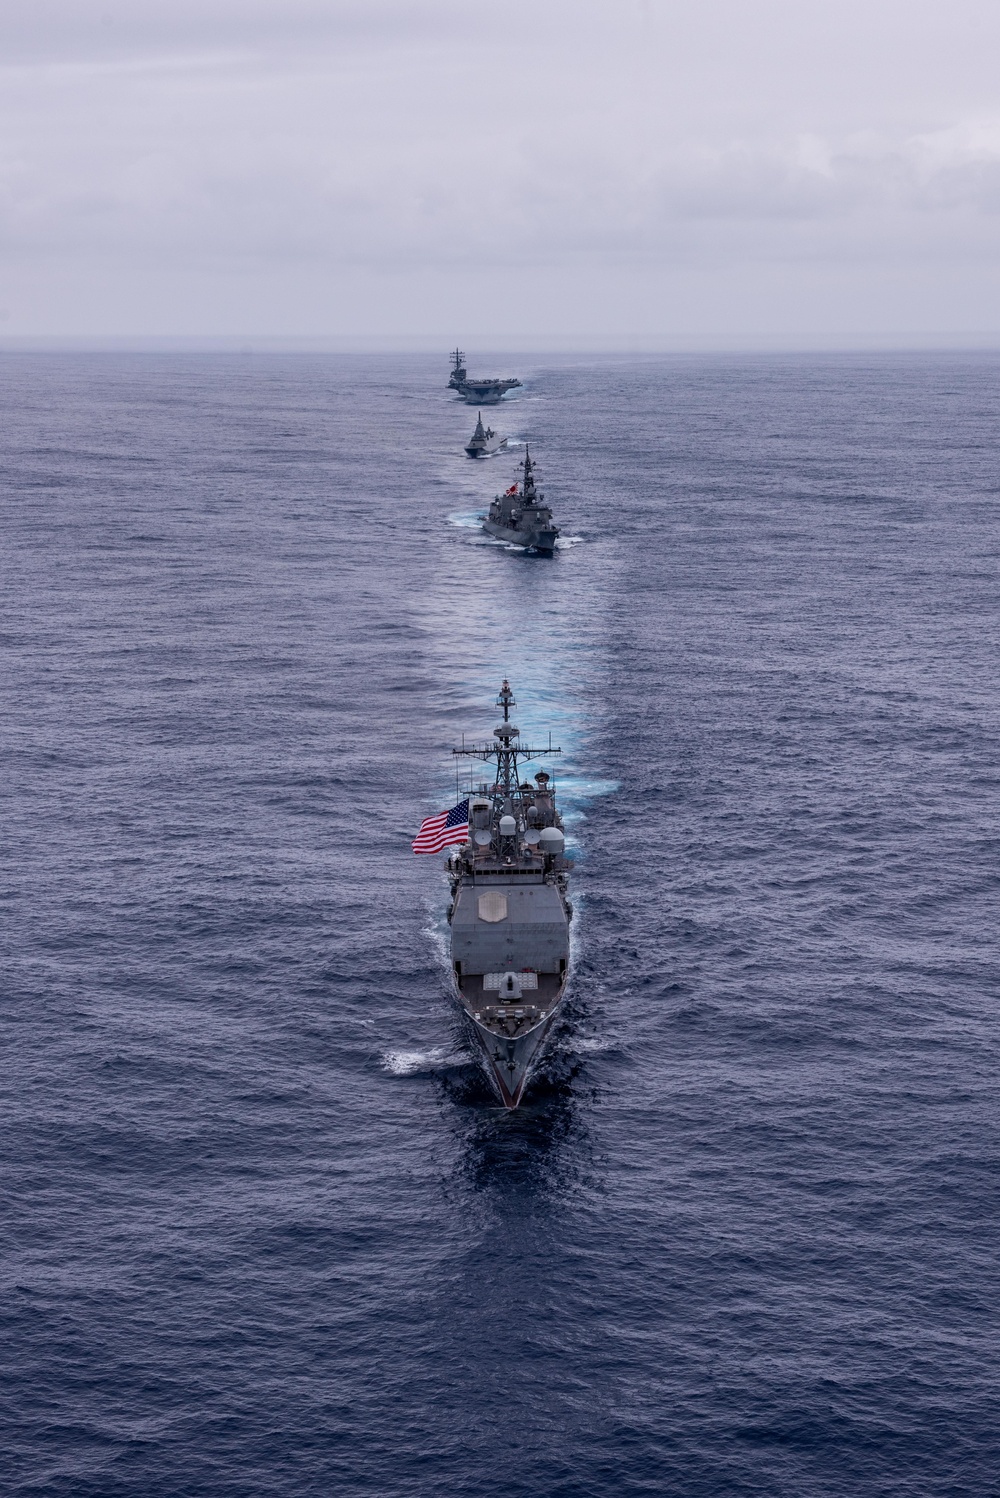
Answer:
[
  {"xmin": 465, "ymin": 412, "xmax": 508, "ymax": 458},
  {"xmin": 447, "ymin": 680, "xmax": 572, "ymax": 1107},
  {"xmin": 483, "ymin": 448, "xmax": 559, "ymax": 553},
  {"xmin": 448, "ymin": 348, "xmax": 522, "ymax": 405}
]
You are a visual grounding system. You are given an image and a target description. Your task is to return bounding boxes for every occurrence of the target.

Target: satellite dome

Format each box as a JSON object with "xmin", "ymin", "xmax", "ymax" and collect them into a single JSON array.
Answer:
[{"xmin": 538, "ymin": 827, "xmax": 564, "ymax": 854}]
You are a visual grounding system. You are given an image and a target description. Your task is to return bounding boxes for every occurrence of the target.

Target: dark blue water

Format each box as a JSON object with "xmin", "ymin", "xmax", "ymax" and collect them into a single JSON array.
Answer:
[{"xmin": 3, "ymin": 349, "xmax": 1000, "ymax": 1496}]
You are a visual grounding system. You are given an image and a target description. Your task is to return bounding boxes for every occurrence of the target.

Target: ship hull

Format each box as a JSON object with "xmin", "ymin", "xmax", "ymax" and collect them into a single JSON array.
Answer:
[
  {"xmin": 465, "ymin": 438, "xmax": 507, "ymax": 457},
  {"xmin": 459, "ymin": 993, "xmax": 564, "ymax": 1107},
  {"xmin": 450, "ymin": 874, "xmax": 570, "ymax": 1108},
  {"xmin": 483, "ymin": 518, "xmax": 557, "ymax": 553},
  {"xmin": 458, "ymin": 380, "xmax": 521, "ymax": 404}
]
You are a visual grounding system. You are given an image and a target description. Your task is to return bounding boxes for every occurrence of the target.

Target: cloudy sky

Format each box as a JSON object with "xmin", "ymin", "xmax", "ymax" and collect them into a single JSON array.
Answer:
[{"xmin": 3, "ymin": 0, "xmax": 1000, "ymax": 343}]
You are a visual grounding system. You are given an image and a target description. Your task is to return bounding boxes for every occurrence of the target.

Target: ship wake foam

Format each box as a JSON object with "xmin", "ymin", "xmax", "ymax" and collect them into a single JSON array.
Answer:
[{"xmin": 381, "ymin": 1045, "xmax": 470, "ymax": 1077}]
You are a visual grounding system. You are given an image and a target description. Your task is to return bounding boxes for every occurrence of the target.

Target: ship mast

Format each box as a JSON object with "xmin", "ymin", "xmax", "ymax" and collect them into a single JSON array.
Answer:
[
  {"xmin": 453, "ymin": 678, "xmax": 560, "ymax": 803},
  {"xmin": 521, "ymin": 447, "xmax": 536, "ymax": 499}
]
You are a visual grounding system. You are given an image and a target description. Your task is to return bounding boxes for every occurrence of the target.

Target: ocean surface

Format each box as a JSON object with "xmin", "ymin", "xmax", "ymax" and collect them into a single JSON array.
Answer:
[{"xmin": 3, "ymin": 348, "xmax": 1000, "ymax": 1496}]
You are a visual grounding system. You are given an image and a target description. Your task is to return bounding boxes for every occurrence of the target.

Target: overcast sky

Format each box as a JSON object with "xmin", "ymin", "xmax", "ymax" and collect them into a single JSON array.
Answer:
[{"xmin": 3, "ymin": 0, "xmax": 1000, "ymax": 344}]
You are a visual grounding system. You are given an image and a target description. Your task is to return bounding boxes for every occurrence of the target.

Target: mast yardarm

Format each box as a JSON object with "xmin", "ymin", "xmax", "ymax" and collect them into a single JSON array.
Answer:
[{"xmin": 452, "ymin": 679, "xmax": 561, "ymax": 801}]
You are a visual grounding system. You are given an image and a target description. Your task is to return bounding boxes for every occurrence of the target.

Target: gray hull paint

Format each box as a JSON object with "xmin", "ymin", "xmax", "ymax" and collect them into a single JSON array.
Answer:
[
  {"xmin": 460, "ymin": 379, "xmax": 521, "ymax": 404},
  {"xmin": 451, "ymin": 878, "xmax": 570, "ymax": 1106},
  {"xmin": 463, "ymin": 1000, "xmax": 563, "ymax": 1107},
  {"xmin": 483, "ymin": 518, "xmax": 557, "ymax": 552}
]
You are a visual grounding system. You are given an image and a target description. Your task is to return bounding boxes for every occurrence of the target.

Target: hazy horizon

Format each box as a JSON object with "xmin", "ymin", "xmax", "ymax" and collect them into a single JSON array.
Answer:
[
  {"xmin": 3, "ymin": 0, "xmax": 1000, "ymax": 343},
  {"xmin": 3, "ymin": 335, "xmax": 1000, "ymax": 354}
]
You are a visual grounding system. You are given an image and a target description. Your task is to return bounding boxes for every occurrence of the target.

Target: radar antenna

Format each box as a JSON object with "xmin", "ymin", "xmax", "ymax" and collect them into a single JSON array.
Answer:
[{"xmin": 453, "ymin": 679, "xmax": 560, "ymax": 800}]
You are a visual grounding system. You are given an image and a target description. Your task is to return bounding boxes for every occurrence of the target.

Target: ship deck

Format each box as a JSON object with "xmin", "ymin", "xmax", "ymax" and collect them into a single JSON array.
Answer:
[{"xmin": 458, "ymin": 973, "xmax": 564, "ymax": 1036}]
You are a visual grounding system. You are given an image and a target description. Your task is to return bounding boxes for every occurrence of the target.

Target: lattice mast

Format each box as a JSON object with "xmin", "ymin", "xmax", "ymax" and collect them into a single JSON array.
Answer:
[{"xmin": 452, "ymin": 679, "xmax": 560, "ymax": 811}]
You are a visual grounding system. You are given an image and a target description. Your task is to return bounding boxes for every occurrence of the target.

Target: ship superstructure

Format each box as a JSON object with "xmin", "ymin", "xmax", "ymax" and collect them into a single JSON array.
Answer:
[
  {"xmin": 447, "ymin": 348, "xmax": 468, "ymax": 391},
  {"xmin": 448, "ymin": 347, "xmax": 522, "ymax": 405},
  {"xmin": 484, "ymin": 448, "xmax": 559, "ymax": 553},
  {"xmin": 446, "ymin": 680, "xmax": 572, "ymax": 1107}
]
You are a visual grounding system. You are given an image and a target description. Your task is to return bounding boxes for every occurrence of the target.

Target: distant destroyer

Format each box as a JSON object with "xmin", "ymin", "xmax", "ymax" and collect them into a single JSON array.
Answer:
[
  {"xmin": 448, "ymin": 348, "xmax": 522, "ymax": 405},
  {"xmin": 484, "ymin": 448, "xmax": 559, "ymax": 554},
  {"xmin": 447, "ymin": 681, "xmax": 572, "ymax": 1107},
  {"xmin": 465, "ymin": 412, "xmax": 508, "ymax": 458}
]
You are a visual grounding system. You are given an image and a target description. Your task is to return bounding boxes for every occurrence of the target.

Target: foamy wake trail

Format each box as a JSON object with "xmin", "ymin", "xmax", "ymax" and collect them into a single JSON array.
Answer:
[
  {"xmin": 568, "ymin": 1035, "xmax": 618, "ymax": 1054},
  {"xmin": 381, "ymin": 1045, "xmax": 469, "ymax": 1077}
]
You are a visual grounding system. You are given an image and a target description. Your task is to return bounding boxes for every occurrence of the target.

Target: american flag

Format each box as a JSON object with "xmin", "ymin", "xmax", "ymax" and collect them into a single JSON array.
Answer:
[{"xmin": 412, "ymin": 798, "xmax": 470, "ymax": 854}]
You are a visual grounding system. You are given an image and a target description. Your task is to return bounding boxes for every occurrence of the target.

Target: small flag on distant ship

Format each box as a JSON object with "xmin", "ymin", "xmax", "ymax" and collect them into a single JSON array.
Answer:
[
  {"xmin": 504, "ymin": 483, "xmax": 518, "ymax": 496},
  {"xmin": 412, "ymin": 799, "xmax": 470, "ymax": 854}
]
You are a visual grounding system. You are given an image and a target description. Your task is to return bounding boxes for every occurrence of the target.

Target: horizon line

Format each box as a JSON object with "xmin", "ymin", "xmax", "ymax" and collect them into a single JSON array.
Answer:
[{"xmin": 3, "ymin": 332, "xmax": 1000, "ymax": 355}]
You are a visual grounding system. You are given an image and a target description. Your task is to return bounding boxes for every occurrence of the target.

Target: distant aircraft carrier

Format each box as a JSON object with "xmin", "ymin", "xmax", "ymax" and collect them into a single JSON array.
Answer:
[{"xmin": 448, "ymin": 348, "xmax": 522, "ymax": 405}]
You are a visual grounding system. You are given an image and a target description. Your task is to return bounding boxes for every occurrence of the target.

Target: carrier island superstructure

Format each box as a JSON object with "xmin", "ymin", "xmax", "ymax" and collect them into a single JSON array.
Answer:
[{"xmin": 447, "ymin": 680, "xmax": 572, "ymax": 1106}]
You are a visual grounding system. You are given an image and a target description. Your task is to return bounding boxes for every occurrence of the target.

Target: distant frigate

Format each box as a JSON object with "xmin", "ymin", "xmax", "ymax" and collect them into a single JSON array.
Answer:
[{"xmin": 464, "ymin": 412, "xmax": 508, "ymax": 458}]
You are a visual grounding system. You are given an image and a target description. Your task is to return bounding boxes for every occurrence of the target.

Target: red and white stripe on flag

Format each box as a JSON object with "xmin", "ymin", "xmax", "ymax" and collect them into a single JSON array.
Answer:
[{"xmin": 412, "ymin": 798, "xmax": 470, "ymax": 854}]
